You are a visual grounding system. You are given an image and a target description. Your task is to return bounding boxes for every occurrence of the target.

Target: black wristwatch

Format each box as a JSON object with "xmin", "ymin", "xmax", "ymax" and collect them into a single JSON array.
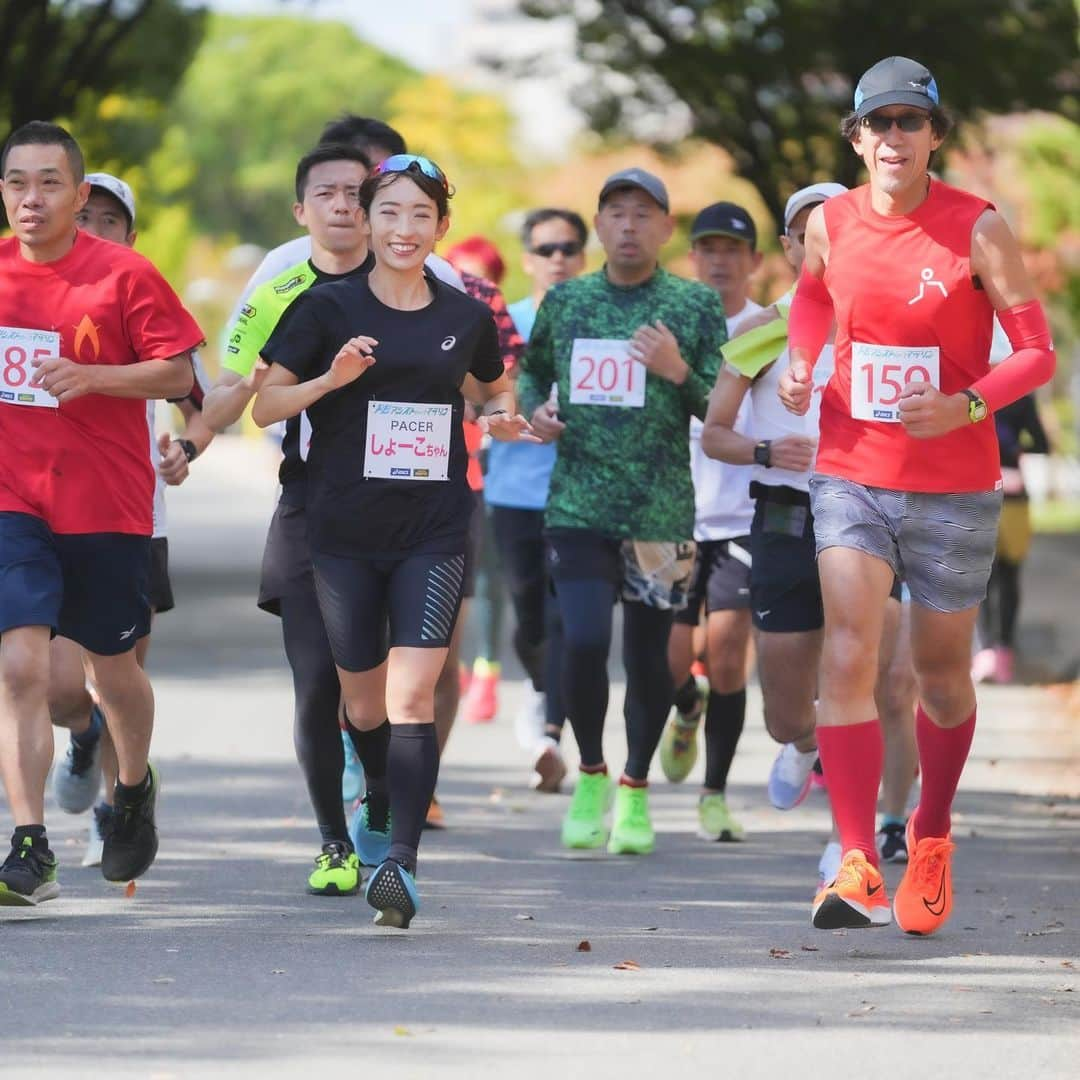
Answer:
[
  {"xmin": 753, "ymin": 440, "xmax": 772, "ymax": 468},
  {"xmin": 177, "ymin": 438, "xmax": 199, "ymax": 463}
]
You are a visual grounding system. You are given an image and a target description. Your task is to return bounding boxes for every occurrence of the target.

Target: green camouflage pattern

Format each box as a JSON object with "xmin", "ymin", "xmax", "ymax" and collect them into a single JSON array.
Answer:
[{"xmin": 517, "ymin": 267, "xmax": 726, "ymax": 541}]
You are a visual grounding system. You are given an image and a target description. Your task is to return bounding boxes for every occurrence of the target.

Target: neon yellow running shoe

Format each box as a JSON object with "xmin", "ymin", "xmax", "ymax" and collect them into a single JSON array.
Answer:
[
  {"xmin": 659, "ymin": 715, "xmax": 700, "ymax": 784},
  {"xmin": 307, "ymin": 841, "xmax": 360, "ymax": 896},
  {"xmin": 608, "ymin": 784, "xmax": 655, "ymax": 855},
  {"xmin": 561, "ymin": 771, "xmax": 613, "ymax": 849},
  {"xmin": 697, "ymin": 793, "xmax": 745, "ymax": 842}
]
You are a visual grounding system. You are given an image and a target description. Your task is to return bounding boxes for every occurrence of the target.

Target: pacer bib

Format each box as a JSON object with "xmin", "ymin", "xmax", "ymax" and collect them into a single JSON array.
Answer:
[
  {"xmin": 0, "ymin": 327, "xmax": 60, "ymax": 409},
  {"xmin": 569, "ymin": 339, "xmax": 646, "ymax": 408},
  {"xmin": 364, "ymin": 401, "xmax": 452, "ymax": 481},
  {"xmin": 850, "ymin": 342, "xmax": 940, "ymax": 423}
]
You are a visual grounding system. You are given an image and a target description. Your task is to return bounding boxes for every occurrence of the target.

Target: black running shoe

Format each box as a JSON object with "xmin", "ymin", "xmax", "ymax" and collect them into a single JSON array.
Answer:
[
  {"xmin": 0, "ymin": 835, "xmax": 59, "ymax": 906},
  {"xmin": 877, "ymin": 821, "xmax": 909, "ymax": 863},
  {"xmin": 365, "ymin": 859, "xmax": 419, "ymax": 929},
  {"xmin": 102, "ymin": 764, "xmax": 159, "ymax": 882}
]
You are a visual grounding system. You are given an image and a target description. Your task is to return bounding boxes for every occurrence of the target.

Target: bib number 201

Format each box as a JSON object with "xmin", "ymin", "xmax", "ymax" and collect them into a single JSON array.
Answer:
[
  {"xmin": 0, "ymin": 328, "xmax": 60, "ymax": 409},
  {"xmin": 850, "ymin": 343, "xmax": 940, "ymax": 423},
  {"xmin": 569, "ymin": 339, "xmax": 645, "ymax": 408}
]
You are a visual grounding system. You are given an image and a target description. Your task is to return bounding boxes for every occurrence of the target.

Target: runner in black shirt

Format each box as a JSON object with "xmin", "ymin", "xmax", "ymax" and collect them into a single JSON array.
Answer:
[{"xmin": 255, "ymin": 156, "xmax": 535, "ymax": 928}]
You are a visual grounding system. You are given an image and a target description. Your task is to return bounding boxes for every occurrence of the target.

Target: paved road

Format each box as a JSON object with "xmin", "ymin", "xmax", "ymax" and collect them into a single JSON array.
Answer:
[{"xmin": 3, "ymin": 438, "xmax": 1078, "ymax": 1079}]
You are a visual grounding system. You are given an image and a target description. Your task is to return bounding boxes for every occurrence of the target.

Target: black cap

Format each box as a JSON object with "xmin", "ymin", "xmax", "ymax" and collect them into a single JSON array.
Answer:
[
  {"xmin": 598, "ymin": 168, "xmax": 670, "ymax": 212},
  {"xmin": 689, "ymin": 202, "xmax": 757, "ymax": 250},
  {"xmin": 854, "ymin": 56, "xmax": 940, "ymax": 118}
]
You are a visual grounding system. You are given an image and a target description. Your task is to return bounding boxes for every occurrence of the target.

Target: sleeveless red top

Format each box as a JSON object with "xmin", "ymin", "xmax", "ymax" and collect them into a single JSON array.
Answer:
[{"xmin": 818, "ymin": 180, "xmax": 1000, "ymax": 493}]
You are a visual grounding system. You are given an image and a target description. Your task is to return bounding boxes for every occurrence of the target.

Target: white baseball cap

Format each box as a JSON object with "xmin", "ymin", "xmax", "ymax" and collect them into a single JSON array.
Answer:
[
  {"xmin": 84, "ymin": 172, "xmax": 136, "ymax": 227},
  {"xmin": 783, "ymin": 182, "xmax": 847, "ymax": 231}
]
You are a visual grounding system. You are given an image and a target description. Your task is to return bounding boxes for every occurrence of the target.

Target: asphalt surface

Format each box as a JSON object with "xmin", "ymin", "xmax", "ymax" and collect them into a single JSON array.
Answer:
[{"xmin": 2, "ymin": 437, "xmax": 1078, "ymax": 1079}]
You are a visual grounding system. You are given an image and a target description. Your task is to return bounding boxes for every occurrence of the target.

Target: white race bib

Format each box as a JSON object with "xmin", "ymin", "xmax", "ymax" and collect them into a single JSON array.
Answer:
[
  {"xmin": 850, "ymin": 342, "xmax": 940, "ymax": 423},
  {"xmin": 569, "ymin": 339, "xmax": 645, "ymax": 408},
  {"xmin": 364, "ymin": 401, "xmax": 452, "ymax": 481},
  {"xmin": 0, "ymin": 327, "xmax": 60, "ymax": 409}
]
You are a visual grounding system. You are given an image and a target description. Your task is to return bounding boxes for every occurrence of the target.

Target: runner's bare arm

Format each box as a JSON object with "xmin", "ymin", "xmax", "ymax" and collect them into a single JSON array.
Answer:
[
  {"xmin": 204, "ymin": 368, "xmax": 260, "ymax": 433},
  {"xmin": 780, "ymin": 206, "xmax": 831, "ymax": 414},
  {"xmin": 701, "ymin": 367, "xmax": 755, "ymax": 463},
  {"xmin": 30, "ymin": 351, "xmax": 194, "ymax": 404},
  {"xmin": 463, "ymin": 371, "xmax": 541, "ymax": 444},
  {"xmin": 252, "ymin": 336, "xmax": 377, "ymax": 428}
]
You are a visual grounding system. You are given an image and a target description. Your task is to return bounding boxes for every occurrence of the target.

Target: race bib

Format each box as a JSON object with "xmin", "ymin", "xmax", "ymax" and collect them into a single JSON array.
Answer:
[
  {"xmin": 569, "ymin": 339, "xmax": 645, "ymax": 408},
  {"xmin": 364, "ymin": 401, "xmax": 452, "ymax": 481},
  {"xmin": 850, "ymin": 343, "xmax": 940, "ymax": 423},
  {"xmin": 0, "ymin": 327, "xmax": 60, "ymax": 409}
]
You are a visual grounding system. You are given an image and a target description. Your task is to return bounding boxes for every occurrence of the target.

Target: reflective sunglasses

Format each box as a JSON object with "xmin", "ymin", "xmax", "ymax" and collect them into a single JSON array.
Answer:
[
  {"xmin": 373, "ymin": 154, "xmax": 449, "ymax": 191},
  {"xmin": 862, "ymin": 112, "xmax": 930, "ymax": 135},
  {"xmin": 531, "ymin": 241, "xmax": 584, "ymax": 258}
]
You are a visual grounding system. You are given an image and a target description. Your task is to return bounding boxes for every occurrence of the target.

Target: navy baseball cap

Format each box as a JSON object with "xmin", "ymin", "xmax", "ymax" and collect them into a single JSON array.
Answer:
[
  {"xmin": 690, "ymin": 202, "xmax": 757, "ymax": 250},
  {"xmin": 853, "ymin": 56, "xmax": 940, "ymax": 118},
  {"xmin": 598, "ymin": 168, "xmax": 670, "ymax": 213}
]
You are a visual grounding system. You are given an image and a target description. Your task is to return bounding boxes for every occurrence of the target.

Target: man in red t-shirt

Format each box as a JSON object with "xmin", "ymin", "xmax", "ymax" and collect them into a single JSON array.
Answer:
[
  {"xmin": 0, "ymin": 122, "xmax": 203, "ymax": 906},
  {"xmin": 779, "ymin": 58, "xmax": 1055, "ymax": 935}
]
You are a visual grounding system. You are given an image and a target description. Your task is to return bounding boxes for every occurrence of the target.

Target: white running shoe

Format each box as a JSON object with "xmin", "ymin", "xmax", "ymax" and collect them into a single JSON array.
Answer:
[
  {"xmin": 767, "ymin": 742, "xmax": 818, "ymax": 810},
  {"xmin": 81, "ymin": 803, "xmax": 112, "ymax": 868},
  {"xmin": 514, "ymin": 684, "xmax": 546, "ymax": 752},
  {"xmin": 817, "ymin": 840, "xmax": 842, "ymax": 887}
]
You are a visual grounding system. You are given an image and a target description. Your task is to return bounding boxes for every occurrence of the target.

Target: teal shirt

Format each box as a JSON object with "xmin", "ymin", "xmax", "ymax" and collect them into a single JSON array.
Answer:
[{"xmin": 517, "ymin": 267, "xmax": 726, "ymax": 541}]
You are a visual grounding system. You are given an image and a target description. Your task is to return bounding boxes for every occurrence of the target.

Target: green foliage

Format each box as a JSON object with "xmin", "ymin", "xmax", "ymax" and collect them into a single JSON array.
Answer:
[
  {"xmin": 516, "ymin": 0, "xmax": 1080, "ymax": 223},
  {"xmin": 159, "ymin": 13, "xmax": 416, "ymax": 247}
]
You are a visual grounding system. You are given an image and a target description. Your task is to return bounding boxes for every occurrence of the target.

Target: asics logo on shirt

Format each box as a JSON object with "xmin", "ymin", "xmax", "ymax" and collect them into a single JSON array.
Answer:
[
  {"xmin": 908, "ymin": 267, "xmax": 948, "ymax": 305},
  {"xmin": 441, "ymin": 336, "xmax": 456, "ymax": 351}
]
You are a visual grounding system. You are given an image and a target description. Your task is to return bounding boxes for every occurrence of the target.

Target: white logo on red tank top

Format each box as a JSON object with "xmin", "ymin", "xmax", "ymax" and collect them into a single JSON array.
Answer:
[{"xmin": 907, "ymin": 267, "xmax": 948, "ymax": 305}]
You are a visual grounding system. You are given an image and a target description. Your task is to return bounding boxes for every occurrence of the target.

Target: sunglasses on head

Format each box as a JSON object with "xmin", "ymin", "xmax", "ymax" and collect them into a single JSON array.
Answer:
[
  {"xmin": 531, "ymin": 241, "xmax": 583, "ymax": 258},
  {"xmin": 862, "ymin": 112, "xmax": 930, "ymax": 135},
  {"xmin": 373, "ymin": 154, "xmax": 449, "ymax": 191}
]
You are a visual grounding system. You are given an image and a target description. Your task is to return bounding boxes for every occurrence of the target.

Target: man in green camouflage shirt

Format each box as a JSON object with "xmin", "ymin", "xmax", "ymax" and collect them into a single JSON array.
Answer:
[{"xmin": 517, "ymin": 168, "xmax": 726, "ymax": 856}]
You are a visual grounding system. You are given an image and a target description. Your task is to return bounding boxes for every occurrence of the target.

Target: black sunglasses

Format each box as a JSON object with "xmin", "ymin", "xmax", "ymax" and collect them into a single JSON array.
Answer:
[
  {"xmin": 531, "ymin": 241, "xmax": 583, "ymax": 258},
  {"xmin": 862, "ymin": 112, "xmax": 930, "ymax": 135}
]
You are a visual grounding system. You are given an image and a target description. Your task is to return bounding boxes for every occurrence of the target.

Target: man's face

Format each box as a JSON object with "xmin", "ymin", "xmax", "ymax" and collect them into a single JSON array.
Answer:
[
  {"xmin": 594, "ymin": 188, "xmax": 673, "ymax": 275},
  {"xmin": 780, "ymin": 204, "xmax": 818, "ymax": 275},
  {"xmin": 523, "ymin": 216, "xmax": 586, "ymax": 293},
  {"xmin": 76, "ymin": 190, "xmax": 133, "ymax": 246},
  {"xmin": 689, "ymin": 234, "xmax": 760, "ymax": 304},
  {"xmin": 851, "ymin": 106, "xmax": 942, "ymax": 197},
  {"xmin": 294, "ymin": 159, "xmax": 368, "ymax": 255},
  {"xmin": 1, "ymin": 143, "xmax": 88, "ymax": 250}
]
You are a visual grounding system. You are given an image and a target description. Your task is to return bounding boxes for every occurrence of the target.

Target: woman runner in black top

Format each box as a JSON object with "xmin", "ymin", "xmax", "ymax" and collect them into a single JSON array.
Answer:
[{"xmin": 254, "ymin": 156, "xmax": 535, "ymax": 928}]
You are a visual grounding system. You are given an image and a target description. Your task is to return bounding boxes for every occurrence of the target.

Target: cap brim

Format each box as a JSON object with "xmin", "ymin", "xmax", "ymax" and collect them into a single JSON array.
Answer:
[
  {"xmin": 690, "ymin": 227, "xmax": 754, "ymax": 246},
  {"xmin": 598, "ymin": 181, "xmax": 668, "ymax": 212},
  {"xmin": 783, "ymin": 198, "xmax": 825, "ymax": 230},
  {"xmin": 855, "ymin": 91, "xmax": 935, "ymax": 118}
]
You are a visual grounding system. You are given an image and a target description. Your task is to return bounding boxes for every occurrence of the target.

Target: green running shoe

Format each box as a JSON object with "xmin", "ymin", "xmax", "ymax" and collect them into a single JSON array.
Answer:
[
  {"xmin": 697, "ymin": 793, "xmax": 745, "ymax": 842},
  {"xmin": 608, "ymin": 784, "xmax": 655, "ymax": 855},
  {"xmin": 659, "ymin": 715, "xmax": 701, "ymax": 784},
  {"xmin": 307, "ymin": 841, "xmax": 360, "ymax": 896},
  {"xmin": 0, "ymin": 835, "xmax": 59, "ymax": 907},
  {"xmin": 561, "ymin": 771, "xmax": 613, "ymax": 849}
]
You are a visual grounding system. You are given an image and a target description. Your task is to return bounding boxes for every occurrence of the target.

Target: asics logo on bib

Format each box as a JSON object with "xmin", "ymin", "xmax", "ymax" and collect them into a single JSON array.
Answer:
[
  {"xmin": 907, "ymin": 267, "xmax": 948, "ymax": 305},
  {"xmin": 441, "ymin": 336, "xmax": 456, "ymax": 351}
]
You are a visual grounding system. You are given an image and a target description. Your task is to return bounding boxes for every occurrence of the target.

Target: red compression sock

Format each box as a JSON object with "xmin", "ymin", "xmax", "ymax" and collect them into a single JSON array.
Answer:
[
  {"xmin": 816, "ymin": 720, "xmax": 883, "ymax": 865},
  {"xmin": 912, "ymin": 705, "xmax": 976, "ymax": 841}
]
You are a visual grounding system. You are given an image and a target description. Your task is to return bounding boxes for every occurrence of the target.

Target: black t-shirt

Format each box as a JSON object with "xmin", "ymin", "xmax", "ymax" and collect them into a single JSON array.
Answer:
[
  {"xmin": 262, "ymin": 274, "xmax": 503, "ymax": 557},
  {"xmin": 273, "ymin": 255, "xmax": 376, "ymax": 504}
]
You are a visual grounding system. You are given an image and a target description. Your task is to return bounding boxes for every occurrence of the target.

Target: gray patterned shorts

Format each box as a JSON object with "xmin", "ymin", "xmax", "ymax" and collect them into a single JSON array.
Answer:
[{"xmin": 808, "ymin": 474, "xmax": 1003, "ymax": 613}]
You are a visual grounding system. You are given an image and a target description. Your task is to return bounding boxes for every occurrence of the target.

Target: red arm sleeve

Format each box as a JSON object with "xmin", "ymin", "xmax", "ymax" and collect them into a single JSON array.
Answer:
[
  {"xmin": 973, "ymin": 301, "xmax": 1056, "ymax": 411},
  {"xmin": 787, "ymin": 266, "xmax": 834, "ymax": 369}
]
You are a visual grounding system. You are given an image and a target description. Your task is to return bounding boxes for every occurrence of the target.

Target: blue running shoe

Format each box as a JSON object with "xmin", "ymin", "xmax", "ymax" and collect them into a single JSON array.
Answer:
[
  {"xmin": 366, "ymin": 859, "xmax": 419, "ymax": 929},
  {"xmin": 53, "ymin": 704, "xmax": 105, "ymax": 814},
  {"xmin": 341, "ymin": 729, "xmax": 364, "ymax": 803},
  {"xmin": 349, "ymin": 792, "xmax": 391, "ymax": 868}
]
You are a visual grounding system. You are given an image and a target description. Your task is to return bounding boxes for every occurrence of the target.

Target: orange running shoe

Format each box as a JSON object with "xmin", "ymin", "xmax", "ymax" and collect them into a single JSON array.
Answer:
[
  {"xmin": 893, "ymin": 818, "xmax": 955, "ymax": 936},
  {"xmin": 424, "ymin": 795, "xmax": 446, "ymax": 830},
  {"xmin": 811, "ymin": 850, "xmax": 891, "ymax": 929}
]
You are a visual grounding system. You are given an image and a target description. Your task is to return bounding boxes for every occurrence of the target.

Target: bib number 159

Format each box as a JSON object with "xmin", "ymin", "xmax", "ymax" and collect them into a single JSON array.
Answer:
[{"xmin": 850, "ymin": 342, "xmax": 940, "ymax": 423}]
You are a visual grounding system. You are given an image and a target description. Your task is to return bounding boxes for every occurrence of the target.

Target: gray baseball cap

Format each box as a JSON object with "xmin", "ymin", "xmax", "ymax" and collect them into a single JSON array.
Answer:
[
  {"xmin": 85, "ymin": 172, "xmax": 136, "ymax": 227},
  {"xmin": 853, "ymin": 56, "xmax": 940, "ymax": 119},
  {"xmin": 598, "ymin": 168, "xmax": 670, "ymax": 213}
]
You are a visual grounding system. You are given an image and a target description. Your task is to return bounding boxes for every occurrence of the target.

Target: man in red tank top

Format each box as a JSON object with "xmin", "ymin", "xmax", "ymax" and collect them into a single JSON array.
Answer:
[{"xmin": 779, "ymin": 57, "xmax": 1055, "ymax": 935}]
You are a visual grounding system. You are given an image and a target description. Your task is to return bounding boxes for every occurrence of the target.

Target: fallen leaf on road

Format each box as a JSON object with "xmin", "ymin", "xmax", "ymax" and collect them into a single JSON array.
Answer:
[
  {"xmin": 613, "ymin": 960, "xmax": 641, "ymax": 971},
  {"xmin": 515, "ymin": 913, "xmax": 535, "ymax": 921},
  {"xmin": 576, "ymin": 940, "xmax": 591, "ymax": 952},
  {"xmin": 847, "ymin": 1004, "xmax": 876, "ymax": 1017},
  {"xmin": 660, "ymin": 906, "xmax": 680, "ymax": 912},
  {"xmin": 1062, "ymin": 961, "xmax": 1075, "ymax": 969},
  {"xmin": 488, "ymin": 788, "xmax": 504, "ymax": 804},
  {"xmin": 271, "ymin": 969, "xmax": 286, "ymax": 975},
  {"xmin": 801, "ymin": 945, "xmax": 820, "ymax": 952},
  {"xmin": 979, "ymin": 1010, "xmax": 994, "ymax": 1015},
  {"xmin": 124, "ymin": 881, "xmax": 136, "ymax": 898},
  {"xmin": 165, "ymin": 948, "xmax": 179, "ymax": 954},
  {"xmin": 769, "ymin": 948, "xmax": 793, "ymax": 959},
  {"xmin": 640, "ymin": 926, "xmax": 659, "ymax": 932},
  {"xmin": 152, "ymin": 977, "xmax": 174, "ymax": 985},
  {"xmin": 394, "ymin": 1026, "xmax": 413, "ymax": 1037},
  {"xmin": 952, "ymin": 986, "xmax": 975, "ymax": 992}
]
